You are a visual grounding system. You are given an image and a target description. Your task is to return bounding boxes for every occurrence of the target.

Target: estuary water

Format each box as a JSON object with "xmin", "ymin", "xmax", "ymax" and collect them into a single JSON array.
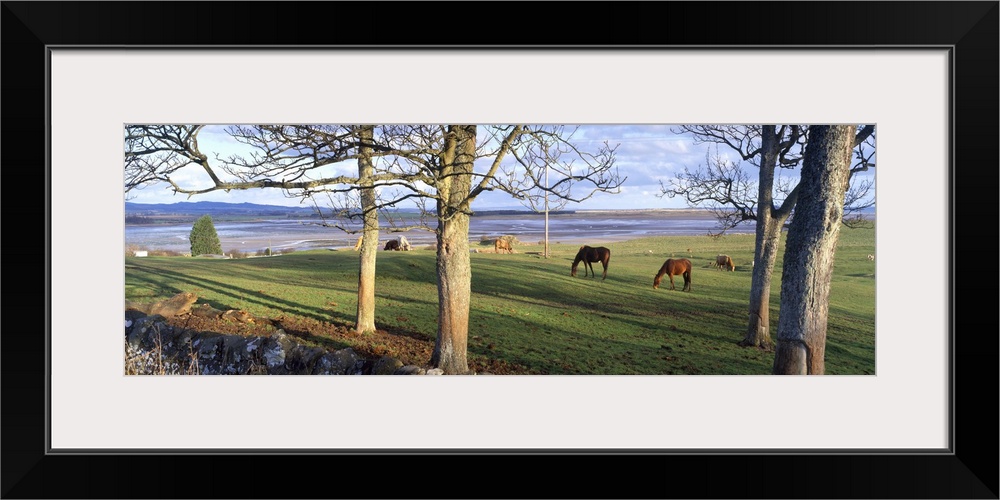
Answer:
[{"xmin": 125, "ymin": 210, "xmax": 757, "ymax": 254}]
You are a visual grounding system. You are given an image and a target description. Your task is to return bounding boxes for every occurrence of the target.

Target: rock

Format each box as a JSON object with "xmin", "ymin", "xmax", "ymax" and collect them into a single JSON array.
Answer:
[
  {"xmin": 191, "ymin": 303, "xmax": 223, "ymax": 319},
  {"xmin": 221, "ymin": 309, "xmax": 253, "ymax": 323},
  {"xmin": 147, "ymin": 292, "xmax": 198, "ymax": 318},
  {"xmin": 126, "ymin": 315, "xmax": 173, "ymax": 351},
  {"xmin": 126, "ymin": 316, "xmax": 152, "ymax": 350},
  {"xmin": 195, "ymin": 334, "xmax": 226, "ymax": 365},
  {"xmin": 394, "ymin": 365, "xmax": 426, "ymax": 375},
  {"xmin": 286, "ymin": 345, "xmax": 325, "ymax": 374},
  {"xmin": 172, "ymin": 329, "xmax": 196, "ymax": 354},
  {"xmin": 262, "ymin": 330, "xmax": 295, "ymax": 374},
  {"xmin": 220, "ymin": 335, "xmax": 263, "ymax": 374},
  {"xmin": 125, "ymin": 309, "xmax": 147, "ymax": 325},
  {"xmin": 371, "ymin": 357, "xmax": 404, "ymax": 375},
  {"xmin": 312, "ymin": 348, "xmax": 361, "ymax": 375},
  {"xmin": 124, "ymin": 314, "xmax": 435, "ymax": 376}
]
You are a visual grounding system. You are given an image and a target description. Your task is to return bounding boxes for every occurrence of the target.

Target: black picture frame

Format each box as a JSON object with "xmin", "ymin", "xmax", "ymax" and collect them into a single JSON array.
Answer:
[{"xmin": 3, "ymin": 2, "xmax": 997, "ymax": 498}]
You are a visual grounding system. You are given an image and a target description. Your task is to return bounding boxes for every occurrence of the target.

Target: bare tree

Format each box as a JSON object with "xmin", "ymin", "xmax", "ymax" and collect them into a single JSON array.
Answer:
[
  {"xmin": 508, "ymin": 165, "xmax": 571, "ymax": 259},
  {"xmin": 125, "ymin": 124, "xmax": 622, "ymax": 374},
  {"xmin": 385, "ymin": 124, "xmax": 622, "ymax": 373},
  {"xmin": 498, "ymin": 126, "xmax": 621, "ymax": 258},
  {"xmin": 125, "ymin": 125, "xmax": 207, "ymax": 197},
  {"xmin": 659, "ymin": 125, "xmax": 875, "ymax": 350},
  {"xmin": 842, "ymin": 131, "xmax": 877, "ymax": 228},
  {"xmin": 772, "ymin": 125, "xmax": 861, "ymax": 374},
  {"xmin": 125, "ymin": 124, "xmax": 381, "ymax": 334},
  {"xmin": 661, "ymin": 147, "xmax": 759, "ymax": 235}
]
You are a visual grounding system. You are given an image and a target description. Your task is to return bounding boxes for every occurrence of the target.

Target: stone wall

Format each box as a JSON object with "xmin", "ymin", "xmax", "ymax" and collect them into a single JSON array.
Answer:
[{"xmin": 124, "ymin": 310, "xmax": 440, "ymax": 375}]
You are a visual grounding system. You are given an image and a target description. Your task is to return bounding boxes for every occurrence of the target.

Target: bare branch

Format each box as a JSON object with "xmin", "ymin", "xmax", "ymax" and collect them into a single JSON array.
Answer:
[
  {"xmin": 854, "ymin": 125, "xmax": 875, "ymax": 146},
  {"xmin": 486, "ymin": 125, "xmax": 625, "ymax": 208},
  {"xmin": 671, "ymin": 125, "xmax": 763, "ymax": 163},
  {"xmin": 658, "ymin": 147, "xmax": 757, "ymax": 235}
]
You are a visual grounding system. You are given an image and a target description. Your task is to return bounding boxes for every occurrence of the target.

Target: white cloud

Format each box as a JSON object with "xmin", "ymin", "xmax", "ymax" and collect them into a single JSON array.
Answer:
[{"xmin": 125, "ymin": 124, "xmax": 871, "ymax": 211}]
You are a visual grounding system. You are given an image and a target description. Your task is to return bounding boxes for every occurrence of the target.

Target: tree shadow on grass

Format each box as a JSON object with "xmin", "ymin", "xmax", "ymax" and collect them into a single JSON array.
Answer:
[{"xmin": 127, "ymin": 262, "xmax": 353, "ymax": 324}]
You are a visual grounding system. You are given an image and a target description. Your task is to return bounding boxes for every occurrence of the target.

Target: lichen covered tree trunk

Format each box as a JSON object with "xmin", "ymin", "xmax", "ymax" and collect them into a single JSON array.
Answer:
[
  {"xmin": 772, "ymin": 125, "xmax": 856, "ymax": 375},
  {"xmin": 431, "ymin": 125, "xmax": 476, "ymax": 374},
  {"xmin": 354, "ymin": 125, "xmax": 378, "ymax": 335}
]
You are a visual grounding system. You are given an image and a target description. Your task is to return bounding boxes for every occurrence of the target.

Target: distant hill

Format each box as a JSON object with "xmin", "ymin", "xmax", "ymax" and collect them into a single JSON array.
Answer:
[
  {"xmin": 125, "ymin": 201, "xmax": 319, "ymax": 216},
  {"xmin": 472, "ymin": 209, "xmax": 576, "ymax": 216},
  {"xmin": 124, "ymin": 201, "xmax": 559, "ymax": 218}
]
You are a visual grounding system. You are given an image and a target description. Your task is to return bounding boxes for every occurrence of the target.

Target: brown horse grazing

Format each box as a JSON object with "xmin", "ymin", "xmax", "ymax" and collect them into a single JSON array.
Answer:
[
  {"xmin": 384, "ymin": 239, "xmax": 401, "ymax": 251},
  {"xmin": 571, "ymin": 245, "xmax": 611, "ymax": 280},
  {"xmin": 653, "ymin": 258, "xmax": 692, "ymax": 291}
]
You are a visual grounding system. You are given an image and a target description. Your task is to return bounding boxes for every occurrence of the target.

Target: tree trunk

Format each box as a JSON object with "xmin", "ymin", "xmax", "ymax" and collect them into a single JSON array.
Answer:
[
  {"xmin": 430, "ymin": 125, "xmax": 476, "ymax": 374},
  {"xmin": 741, "ymin": 214, "xmax": 784, "ymax": 349},
  {"xmin": 741, "ymin": 126, "xmax": 792, "ymax": 350},
  {"xmin": 772, "ymin": 125, "xmax": 855, "ymax": 375},
  {"xmin": 354, "ymin": 125, "xmax": 378, "ymax": 335}
]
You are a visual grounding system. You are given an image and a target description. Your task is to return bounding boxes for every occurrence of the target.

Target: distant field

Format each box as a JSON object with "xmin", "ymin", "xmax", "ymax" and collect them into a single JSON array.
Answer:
[{"xmin": 124, "ymin": 225, "xmax": 877, "ymax": 375}]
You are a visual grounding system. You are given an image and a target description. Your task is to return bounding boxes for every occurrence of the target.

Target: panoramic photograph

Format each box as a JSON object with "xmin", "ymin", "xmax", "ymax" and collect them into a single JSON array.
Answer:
[{"xmin": 124, "ymin": 124, "xmax": 876, "ymax": 376}]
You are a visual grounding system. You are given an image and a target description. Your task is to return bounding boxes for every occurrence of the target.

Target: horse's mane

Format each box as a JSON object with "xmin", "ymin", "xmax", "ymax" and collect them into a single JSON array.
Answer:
[{"xmin": 655, "ymin": 260, "xmax": 669, "ymax": 277}]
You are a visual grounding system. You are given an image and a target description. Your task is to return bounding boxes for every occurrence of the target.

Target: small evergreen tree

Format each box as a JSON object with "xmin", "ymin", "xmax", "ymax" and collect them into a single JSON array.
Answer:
[{"xmin": 190, "ymin": 215, "xmax": 222, "ymax": 256}]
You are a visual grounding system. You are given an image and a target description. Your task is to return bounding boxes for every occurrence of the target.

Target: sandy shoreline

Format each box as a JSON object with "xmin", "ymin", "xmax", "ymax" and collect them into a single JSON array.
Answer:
[
  {"xmin": 129, "ymin": 209, "xmax": 872, "ymax": 254},
  {"xmin": 569, "ymin": 208, "xmax": 718, "ymax": 217},
  {"xmin": 215, "ymin": 232, "xmax": 615, "ymax": 253}
]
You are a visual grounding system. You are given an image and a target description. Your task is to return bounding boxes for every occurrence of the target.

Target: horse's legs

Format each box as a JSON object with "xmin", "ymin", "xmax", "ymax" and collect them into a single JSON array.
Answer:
[
  {"xmin": 668, "ymin": 274, "xmax": 676, "ymax": 290},
  {"xmin": 601, "ymin": 261, "xmax": 608, "ymax": 280},
  {"xmin": 586, "ymin": 261, "xmax": 594, "ymax": 278}
]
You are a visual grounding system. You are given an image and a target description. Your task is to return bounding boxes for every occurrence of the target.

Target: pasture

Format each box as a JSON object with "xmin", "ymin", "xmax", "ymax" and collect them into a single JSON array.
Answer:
[{"xmin": 124, "ymin": 226, "xmax": 876, "ymax": 375}]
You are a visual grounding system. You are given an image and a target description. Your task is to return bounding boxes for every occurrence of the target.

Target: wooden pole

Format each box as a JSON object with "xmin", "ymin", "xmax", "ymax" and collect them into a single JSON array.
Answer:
[{"xmin": 544, "ymin": 164, "xmax": 549, "ymax": 259}]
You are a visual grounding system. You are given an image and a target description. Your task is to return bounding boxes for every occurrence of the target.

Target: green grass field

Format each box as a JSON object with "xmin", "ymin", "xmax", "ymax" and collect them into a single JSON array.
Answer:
[{"xmin": 124, "ymin": 225, "xmax": 876, "ymax": 375}]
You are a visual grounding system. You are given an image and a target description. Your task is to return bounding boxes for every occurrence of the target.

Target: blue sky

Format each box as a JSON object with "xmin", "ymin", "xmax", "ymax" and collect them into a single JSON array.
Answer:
[{"xmin": 125, "ymin": 125, "xmax": 874, "ymax": 211}]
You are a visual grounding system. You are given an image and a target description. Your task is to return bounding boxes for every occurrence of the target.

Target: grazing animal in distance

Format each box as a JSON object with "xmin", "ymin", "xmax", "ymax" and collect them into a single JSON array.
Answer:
[
  {"xmin": 494, "ymin": 237, "xmax": 513, "ymax": 254},
  {"xmin": 714, "ymin": 254, "xmax": 735, "ymax": 272},
  {"xmin": 867, "ymin": 254, "xmax": 875, "ymax": 261},
  {"xmin": 654, "ymin": 258, "xmax": 693, "ymax": 292},
  {"xmin": 384, "ymin": 236, "xmax": 410, "ymax": 251},
  {"xmin": 354, "ymin": 236, "xmax": 363, "ymax": 251},
  {"xmin": 571, "ymin": 245, "xmax": 611, "ymax": 280}
]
